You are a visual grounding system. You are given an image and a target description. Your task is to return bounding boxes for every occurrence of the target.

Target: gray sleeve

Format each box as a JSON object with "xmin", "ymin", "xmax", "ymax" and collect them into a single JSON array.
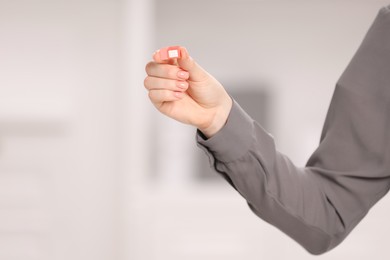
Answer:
[{"xmin": 196, "ymin": 6, "xmax": 390, "ymax": 255}]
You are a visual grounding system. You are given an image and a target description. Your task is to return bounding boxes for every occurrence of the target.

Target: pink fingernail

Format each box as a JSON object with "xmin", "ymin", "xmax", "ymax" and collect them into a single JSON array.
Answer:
[
  {"xmin": 177, "ymin": 81, "xmax": 187, "ymax": 89},
  {"xmin": 177, "ymin": 71, "xmax": 189, "ymax": 79}
]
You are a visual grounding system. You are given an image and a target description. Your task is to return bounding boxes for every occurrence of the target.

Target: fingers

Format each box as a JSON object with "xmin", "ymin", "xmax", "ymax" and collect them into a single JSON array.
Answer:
[
  {"xmin": 148, "ymin": 89, "xmax": 185, "ymax": 107},
  {"xmin": 144, "ymin": 76, "xmax": 189, "ymax": 92},
  {"xmin": 145, "ymin": 61, "xmax": 189, "ymax": 80},
  {"xmin": 145, "ymin": 45, "xmax": 212, "ymax": 110},
  {"xmin": 152, "ymin": 46, "xmax": 210, "ymax": 82},
  {"xmin": 144, "ymin": 56, "xmax": 189, "ymax": 107}
]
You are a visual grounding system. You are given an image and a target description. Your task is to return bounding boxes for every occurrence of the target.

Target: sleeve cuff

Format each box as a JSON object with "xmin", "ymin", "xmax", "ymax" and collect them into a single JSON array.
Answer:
[{"xmin": 196, "ymin": 100, "xmax": 256, "ymax": 163}]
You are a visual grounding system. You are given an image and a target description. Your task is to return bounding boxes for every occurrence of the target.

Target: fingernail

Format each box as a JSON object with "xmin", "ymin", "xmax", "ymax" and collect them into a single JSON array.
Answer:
[
  {"xmin": 177, "ymin": 71, "xmax": 189, "ymax": 79},
  {"xmin": 177, "ymin": 81, "xmax": 187, "ymax": 89}
]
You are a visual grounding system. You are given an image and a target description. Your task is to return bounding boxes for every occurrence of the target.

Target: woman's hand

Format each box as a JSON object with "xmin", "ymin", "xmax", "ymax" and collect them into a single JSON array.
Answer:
[{"xmin": 144, "ymin": 46, "xmax": 232, "ymax": 138}]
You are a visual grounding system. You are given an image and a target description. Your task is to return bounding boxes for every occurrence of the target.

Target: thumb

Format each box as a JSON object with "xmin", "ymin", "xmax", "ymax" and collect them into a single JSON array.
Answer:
[{"xmin": 177, "ymin": 47, "xmax": 209, "ymax": 82}]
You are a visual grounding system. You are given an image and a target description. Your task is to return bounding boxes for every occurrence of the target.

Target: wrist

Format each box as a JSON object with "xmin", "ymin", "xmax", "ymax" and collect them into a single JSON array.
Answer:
[{"xmin": 199, "ymin": 95, "xmax": 233, "ymax": 138}]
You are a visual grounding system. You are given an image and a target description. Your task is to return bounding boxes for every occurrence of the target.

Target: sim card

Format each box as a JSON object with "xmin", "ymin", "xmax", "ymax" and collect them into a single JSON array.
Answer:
[{"xmin": 159, "ymin": 46, "xmax": 181, "ymax": 60}]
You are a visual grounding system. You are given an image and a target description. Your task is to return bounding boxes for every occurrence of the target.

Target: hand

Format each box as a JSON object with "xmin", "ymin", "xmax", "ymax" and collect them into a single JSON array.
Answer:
[{"xmin": 144, "ymin": 46, "xmax": 232, "ymax": 138}]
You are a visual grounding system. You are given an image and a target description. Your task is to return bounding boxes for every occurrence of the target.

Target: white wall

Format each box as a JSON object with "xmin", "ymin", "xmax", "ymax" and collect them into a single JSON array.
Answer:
[
  {"xmin": 1, "ymin": 0, "xmax": 390, "ymax": 260},
  {"xmin": 0, "ymin": 1, "xmax": 124, "ymax": 259},
  {"xmin": 122, "ymin": 0, "xmax": 155, "ymax": 259}
]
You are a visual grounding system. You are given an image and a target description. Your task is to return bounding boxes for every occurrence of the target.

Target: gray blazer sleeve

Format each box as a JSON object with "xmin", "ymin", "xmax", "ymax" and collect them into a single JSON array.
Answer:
[{"xmin": 196, "ymin": 6, "xmax": 390, "ymax": 255}]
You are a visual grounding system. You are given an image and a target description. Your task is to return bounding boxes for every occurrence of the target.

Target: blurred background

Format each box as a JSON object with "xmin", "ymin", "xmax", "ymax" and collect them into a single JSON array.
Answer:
[{"xmin": 0, "ymin": 0, "xmax": 390, "ymax": 259}]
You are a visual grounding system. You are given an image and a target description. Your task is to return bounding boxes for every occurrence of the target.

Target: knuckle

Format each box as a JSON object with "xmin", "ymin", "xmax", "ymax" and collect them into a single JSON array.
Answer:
[
  {"xmin": 145, "ymin": 62, "xmax": 154, "ymax": 74},
  {"xmin": 148, "ymin": 90, "xmax": 155, "ymax": 100},
  {"xmin": 143, "ymin": 77, "xmax": 150, "ymax": 89}
]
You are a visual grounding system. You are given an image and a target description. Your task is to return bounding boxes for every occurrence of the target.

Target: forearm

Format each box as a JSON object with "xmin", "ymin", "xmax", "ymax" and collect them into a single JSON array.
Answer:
[
  {"xmin": 197, "ymin": 101, "xmax": 344, "ymax": 254},
  {"xmin": 196, "ymin": 5, "xmax": 390, "ymax": 254}
]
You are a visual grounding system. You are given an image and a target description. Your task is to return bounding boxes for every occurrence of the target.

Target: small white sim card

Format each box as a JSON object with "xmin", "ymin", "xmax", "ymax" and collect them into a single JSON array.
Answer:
[
  {"xmin": 168, "ymin": 49, "xmax": 179, "ymax": 58},
  {"xmin": 159, "ymin": 46, "xmax": 181, "ymax": 60}
]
